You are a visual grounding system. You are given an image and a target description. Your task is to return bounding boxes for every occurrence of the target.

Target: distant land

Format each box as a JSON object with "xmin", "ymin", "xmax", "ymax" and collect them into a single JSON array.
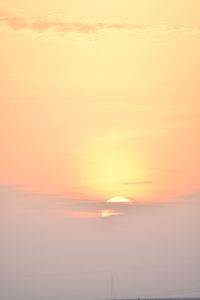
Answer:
[{"xmin": 115, "ymin": 298, "xmax": 200, "ymax": 300}]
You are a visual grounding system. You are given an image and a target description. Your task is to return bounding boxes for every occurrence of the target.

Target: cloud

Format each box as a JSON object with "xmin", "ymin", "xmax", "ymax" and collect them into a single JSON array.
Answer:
[
  {"xmin": 0, "ymin": 10, "xmax": 144, "ymax": 34},
  {"xmin": 1, "ymin": 185, "xmax": 199, "ymax": 222},
  {"xmin": 175, "ymin": 191, "xmax": 200, "ymax": 202},
  {"xmin": 0, "ymin": 10, "xmax": 199, "ymax": 40},
  {"xmin": 149, "ymin": 167, "xmax": 181, "ymax": 172},
  {"xmin": 122, "ymin": 180, "xmax": 153, "ymax": 186},
  {"xmin": 0, "ymin": 185, "xmax": 126, "ymax": 219}
]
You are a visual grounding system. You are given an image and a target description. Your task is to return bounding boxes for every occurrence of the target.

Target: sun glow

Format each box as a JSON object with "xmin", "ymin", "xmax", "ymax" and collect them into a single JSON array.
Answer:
[
  {"xmin": 101, "ymin": 209, "xmax": 121, "ymax": 218},
  {"xmin": 83, "ymin": 138, "xmax": 149, "ymax": 200},
  {"xmin": 107, "ymin": 196, "xmax": 131, "ymax": 203}
]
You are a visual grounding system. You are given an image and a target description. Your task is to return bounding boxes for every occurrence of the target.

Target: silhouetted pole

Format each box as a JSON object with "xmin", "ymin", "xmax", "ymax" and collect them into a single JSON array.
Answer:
[{"xmin": 110, "ymin": 275, "xmax": 115, "ymax": 300}]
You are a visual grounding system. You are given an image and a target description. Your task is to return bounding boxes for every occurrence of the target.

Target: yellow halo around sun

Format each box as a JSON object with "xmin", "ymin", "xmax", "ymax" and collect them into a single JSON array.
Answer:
[{"xmin": 107, "ymin": 196, "xmax": 131, "ymax": 203}]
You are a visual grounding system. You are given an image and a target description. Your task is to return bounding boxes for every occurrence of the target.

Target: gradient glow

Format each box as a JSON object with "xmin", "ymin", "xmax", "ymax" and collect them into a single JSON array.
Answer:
[{"xmin": 1, "ymin": 0, "xmax": 200, "ymax": 205}]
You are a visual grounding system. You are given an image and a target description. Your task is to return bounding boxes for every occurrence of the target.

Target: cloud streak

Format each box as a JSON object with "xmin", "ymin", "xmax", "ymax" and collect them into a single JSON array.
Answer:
[
  {"xmin": 0, "ymin": 10, "xmax": 144, "ymax": 34},
  {"xmin": 122, "ymin": 180, "xmax": 153, "ymax": 186},
  {"xmin": 0, "ymin": 10, "xmax": 199, "ymax": 39}
]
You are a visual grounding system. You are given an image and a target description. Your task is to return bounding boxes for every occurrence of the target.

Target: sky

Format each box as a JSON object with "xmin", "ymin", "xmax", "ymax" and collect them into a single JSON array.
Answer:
[{"xmin": 0, "ymin": 1, "xmax": 200, "ymax": 299}]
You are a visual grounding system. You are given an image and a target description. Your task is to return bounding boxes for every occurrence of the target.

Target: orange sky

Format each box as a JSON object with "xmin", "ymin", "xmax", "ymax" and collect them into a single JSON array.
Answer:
[{"xmin": 1, "ymin": 0, "xmax": 200, "ymax": 203}]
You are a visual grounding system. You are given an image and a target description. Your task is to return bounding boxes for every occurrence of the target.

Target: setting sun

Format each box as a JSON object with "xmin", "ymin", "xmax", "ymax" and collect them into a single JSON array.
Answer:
[{"xmin": 107, "ymin": 196, "xmax": 131, "ymax": 203}]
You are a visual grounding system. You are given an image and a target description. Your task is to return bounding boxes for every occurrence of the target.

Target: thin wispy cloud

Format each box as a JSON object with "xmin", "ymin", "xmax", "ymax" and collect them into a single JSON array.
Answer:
[
  {"xmin": 175, "ymin": 191, "xmax": 200, "ymax": 202},
  {"xmin": 122, "ymin": 180, "xmax": 153, "ymax": 186},
  {"xmin": 0, "ymin": 10, "xmax": 144, "ymax": 34},
  {"xmin": 149, "ymin": 168, "xmax": 181, "ymax": 173},
  {"xmin": 0, "ymin": 10, "xmax": 200, "ymax": 40},
  {"xmin": 0, "ymin": 185, "xmax": 130, "ymax": 219}
]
